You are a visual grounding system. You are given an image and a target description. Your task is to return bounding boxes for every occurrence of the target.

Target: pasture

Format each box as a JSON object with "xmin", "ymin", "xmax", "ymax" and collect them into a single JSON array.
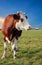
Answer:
[{"xmin": 0, "ymin": 30, "xmax": 42, "ymax": 65}]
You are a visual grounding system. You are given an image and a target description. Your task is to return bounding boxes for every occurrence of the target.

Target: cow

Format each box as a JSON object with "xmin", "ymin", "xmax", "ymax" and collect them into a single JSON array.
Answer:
[{"xmin": 1, "ymin": 12, "xmax": 31, "ymax": 59}]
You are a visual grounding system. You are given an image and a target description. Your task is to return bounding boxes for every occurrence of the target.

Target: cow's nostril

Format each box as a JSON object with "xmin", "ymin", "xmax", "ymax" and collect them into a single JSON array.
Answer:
[{"xmin": 27, "ymin": 26, "xmax": 31, "ymax": 30}]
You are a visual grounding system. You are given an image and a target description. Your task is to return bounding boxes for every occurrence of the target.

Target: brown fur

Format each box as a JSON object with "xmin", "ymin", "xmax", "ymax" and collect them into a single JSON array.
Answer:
[{"xmin": 2, "ymin": 14, "xmax": 22, "ymax": 41}]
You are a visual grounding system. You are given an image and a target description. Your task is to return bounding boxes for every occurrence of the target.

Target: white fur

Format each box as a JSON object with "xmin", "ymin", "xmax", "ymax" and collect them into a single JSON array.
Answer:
[
  {"xmin": 2, "ymin": 38, "xmax": 18, "ymax": 59},
  {"xmin": 16, "ymin": 12, "xmax": 30, "ymax": 30},
  {"xmin": 1, "ymin": 50, "xmax": 6, "ymax": 59},
  {"xmin": 1, "ymin": 42, "xmax": 7, "ymax": 59},
  {"xmin": 11, "ymin": 38, "xmax": 18, "ymax": 51},
  {"xmin": 6, "ymin": 37, "xmax": 11, "ymax": 43},
  {"xmin": 11, "ymin": 38, "xmax": 18, "ymax": 59},
  {"xmin": 13, "ymin": 51, "xmax": 16, "ymax": 59}
]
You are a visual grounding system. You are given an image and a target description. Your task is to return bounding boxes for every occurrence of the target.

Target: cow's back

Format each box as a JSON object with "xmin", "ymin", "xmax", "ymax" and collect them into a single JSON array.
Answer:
[{"xmin": 2, "ymin": 15, "xmax": 15, "ymax": 38}]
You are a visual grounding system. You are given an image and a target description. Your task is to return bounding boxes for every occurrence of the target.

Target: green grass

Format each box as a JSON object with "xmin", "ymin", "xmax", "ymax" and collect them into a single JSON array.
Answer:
[{"xmin": 0, "ymin": 30, "xmax": 42, "ymax": 65}]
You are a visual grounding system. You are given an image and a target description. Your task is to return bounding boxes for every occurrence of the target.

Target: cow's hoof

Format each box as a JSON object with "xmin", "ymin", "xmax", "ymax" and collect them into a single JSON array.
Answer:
[{"xmin": 1, "ymin": 56, "xmax": 6, "ymax": 59}]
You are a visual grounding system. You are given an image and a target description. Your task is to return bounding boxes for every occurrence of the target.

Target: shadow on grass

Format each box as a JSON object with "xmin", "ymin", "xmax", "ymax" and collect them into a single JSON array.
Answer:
[{"xmin": 16, "ymin": 49, "xmax": 28, "ymax": 58}]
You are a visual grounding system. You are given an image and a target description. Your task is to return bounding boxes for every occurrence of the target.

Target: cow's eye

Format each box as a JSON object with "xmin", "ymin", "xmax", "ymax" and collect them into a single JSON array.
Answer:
[
  {"xmin": 21, "ymin": 18, "xmax": 24, "ymax": 22},
  {"xmin": 25, "ymin": 16, "xmax": 28, "ymax": 19}
]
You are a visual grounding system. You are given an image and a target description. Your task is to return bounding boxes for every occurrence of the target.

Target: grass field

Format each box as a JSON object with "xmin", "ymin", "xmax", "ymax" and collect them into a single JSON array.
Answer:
[{"xmin": 0, "ymin": 30, "xmax": 42, "ymax": 65}]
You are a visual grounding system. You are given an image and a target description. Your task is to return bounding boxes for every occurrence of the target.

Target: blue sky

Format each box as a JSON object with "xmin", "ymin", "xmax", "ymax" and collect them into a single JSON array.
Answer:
[{"xmin": 0, "ymin": 0, "xmax": 42, "ymax": 28}]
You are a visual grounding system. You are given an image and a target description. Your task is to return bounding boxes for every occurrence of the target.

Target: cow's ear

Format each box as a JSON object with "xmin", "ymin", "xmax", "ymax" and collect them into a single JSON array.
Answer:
[
  {"xmin": 25, "ymin": 16, "xmax": 28, "ymax": 19},
  {"xmin": 14, "ymin": 14, "xmax": 20, "ymax": 20}
]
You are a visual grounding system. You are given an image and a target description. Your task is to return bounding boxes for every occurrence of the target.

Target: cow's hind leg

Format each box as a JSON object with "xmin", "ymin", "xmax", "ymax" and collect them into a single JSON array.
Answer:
[{"xmin": 1, "ymin": 41, "xmax": 7, "ymax": 59}]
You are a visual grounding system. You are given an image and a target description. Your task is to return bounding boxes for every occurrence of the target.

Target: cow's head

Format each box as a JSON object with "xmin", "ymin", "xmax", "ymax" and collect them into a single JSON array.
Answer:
[{"xmin": 15, "ymin": 12, "xmax": 31, "ymax": 30}]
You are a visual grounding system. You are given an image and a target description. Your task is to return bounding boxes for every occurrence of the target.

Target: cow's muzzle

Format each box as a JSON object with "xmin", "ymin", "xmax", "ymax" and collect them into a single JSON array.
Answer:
[{"xmin": 27, "ymin": 26, "xmax": 31, "ymax": 30}]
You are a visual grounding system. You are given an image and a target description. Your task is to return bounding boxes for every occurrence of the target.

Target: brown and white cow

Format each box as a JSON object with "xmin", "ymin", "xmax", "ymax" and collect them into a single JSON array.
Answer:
[{"xmin": 2, "ymin": 12, "xmax": 31, "ymax": 59}]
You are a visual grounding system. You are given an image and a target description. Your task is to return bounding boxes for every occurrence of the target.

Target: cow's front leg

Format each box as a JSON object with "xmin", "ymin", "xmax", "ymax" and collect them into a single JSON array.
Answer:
[
  {"xmin": 1, "ymin": 41, "xmax": 7, "ymax": 59},
  {"xmin": 11, "ymin": 38, "xmax": 18, "ymax": 59}
]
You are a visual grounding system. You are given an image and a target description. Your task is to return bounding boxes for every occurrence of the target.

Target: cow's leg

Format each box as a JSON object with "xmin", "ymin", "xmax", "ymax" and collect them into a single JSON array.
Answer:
[
  {"xmin": 11, "ymin": 38, "xmax": 18, "ymax": 59},
  {"xmin": 6, "ymin": 37, "xmax": 11, "ymax": 43},
  {"xmin": 15, "ymin": 39, "xmax": 18, "ymax": 51},
  {"xmin": 1, "ymin": 41, "xmax": 7, "ymax": 59}
]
